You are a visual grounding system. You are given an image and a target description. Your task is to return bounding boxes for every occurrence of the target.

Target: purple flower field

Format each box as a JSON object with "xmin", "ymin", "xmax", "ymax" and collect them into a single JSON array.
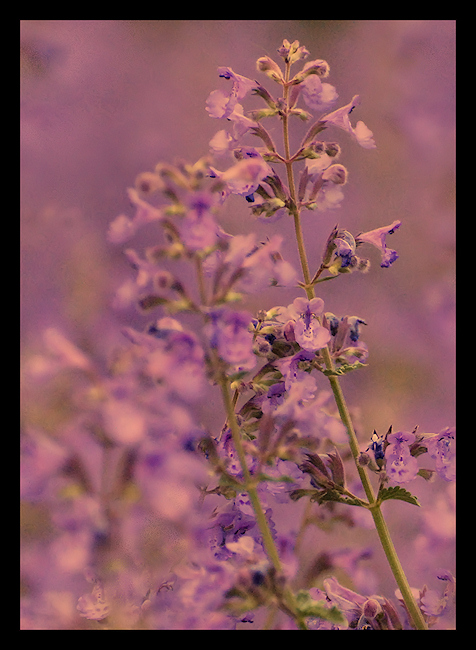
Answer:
[{"xmin": 21, "ymin": 21, "xmax": 455, "ymax": 630}]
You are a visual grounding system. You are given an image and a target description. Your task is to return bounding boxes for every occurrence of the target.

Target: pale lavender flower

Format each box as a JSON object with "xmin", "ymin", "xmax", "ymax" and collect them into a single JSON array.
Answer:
[
  {"xmin": 356, "ymin": 219, "xmax": 402, "ymax": 268},
  {"xmin": 178, "ymin": 192, "xmax": 223, "ymax": 251},
  {"xmin": 425, "ymin": 427, "xmax": 456, "ymax": 482},
  {"xmin": 210, "ymin": 157, "xmax": 272, "ymax": 199},
  {"xmin": 231, "ymin": 234, "xmax": 298, "ymax": 293},
  {"xmin": 300, "ymin": 74, "xmax": 338, "ymax": 113},
  {"xmin": 386, "ymin": 431, "xmax": 419, "ymax": 484},
  {"xmin": 321, "ymin": 95, "xmax": 376, "ymax": 149},
  {"xmin": 275, "ymin": 349, "xmax": 316, "ymax": 389},
  {"xmin": 275, "ymin": 297, "xmax": 331, "ymax": 352},
  {"xmin": 206, "ymin": 66, "xmax": 257, "ymax": 120},
  {"xmin": 146, "ymin": 329, "xmax": 206, "ymax": 402},
  {"xmin": 206, "ymin": 309, "xmax": 256, "ymax": 372},
  {"xmin": 134, "ymin": 439, "xmax": 207, "ymax": 522},
  {"xmin": 107, "ymin": 188, "xmax": 163, "ymax": 244}
]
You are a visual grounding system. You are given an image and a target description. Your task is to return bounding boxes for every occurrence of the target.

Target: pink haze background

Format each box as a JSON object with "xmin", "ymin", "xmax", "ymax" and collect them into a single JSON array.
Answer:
[{"xmin": 21, "ymin": 20, "xmax": 455, "ymax": 625}]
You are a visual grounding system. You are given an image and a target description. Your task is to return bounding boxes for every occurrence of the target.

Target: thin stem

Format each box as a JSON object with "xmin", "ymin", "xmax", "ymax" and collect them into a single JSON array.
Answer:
[
  {"xmin": 370, "ymin": 506, "xmax": 428, "ymax": 630},
  {"xmin": 217, "ymin": 371, "xmax": 281, "ymax": 569},
  {"xmin": 282, "ymin": 90, "xmax": 427, "ymax": 629},
  {"xmin": 194, "ymin": 253, "xmax": 208, "ymax": 306},
  {"xmin": 217, "ymin": 367, "xmax": 307, "ymax": 629}
]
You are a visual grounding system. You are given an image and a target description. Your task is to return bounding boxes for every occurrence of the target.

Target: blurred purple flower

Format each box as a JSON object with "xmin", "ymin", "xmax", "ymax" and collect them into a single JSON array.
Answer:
[
  {"xmin": 425, "ymin": 427, "xmax": 456, "ymax": 482},
  {"xmin": 206, "ymin": 308, "xmax": 256, "ymax": 372}
]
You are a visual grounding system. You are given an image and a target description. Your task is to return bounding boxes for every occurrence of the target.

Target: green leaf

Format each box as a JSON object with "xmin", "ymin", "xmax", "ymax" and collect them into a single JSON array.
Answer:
[
  {"xmin": 312, "ymin": 275, "xmax": 339, "ymax": 285},
  {"xmin": 295, "ymin": 590, "xmax": 346, "ymax": 625},
  {"xmin": 322, "ymin": 362, "xmax": 367, "ymax": 377},
  {"xmin": 289, "ymin": 488, "xmax": 320, "ymax": 502},
  {"xmin": 377, "ymin": 485, "xmax": 420, "ymax": 507}
]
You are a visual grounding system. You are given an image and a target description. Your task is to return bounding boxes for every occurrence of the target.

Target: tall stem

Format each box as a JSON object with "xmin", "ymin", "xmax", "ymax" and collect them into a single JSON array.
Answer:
[{"xmin": 282, "ymin": 79, "xmax": 427, "ymax": 629}]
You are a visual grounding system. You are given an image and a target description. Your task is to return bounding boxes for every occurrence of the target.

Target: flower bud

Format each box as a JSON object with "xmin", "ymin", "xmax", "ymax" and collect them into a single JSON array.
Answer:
[
  {"xmin": 277, "ymin": 39, "xmax": 309, "ymax": 64},
  {"xmin": 135, "ymin": 171, "xmax": 165, "ymax": 194},
  {"xmin": 358, "ymin": 451, "xmax": 371, "ymax": 467},
  {"xmin": 291, "ymin": 59, "xmax": 330, "ymax": 84},
  {"xmin": 363, "ymin": 598, "xmax": 382, "ymax": 620},
  {"xmin": 322, "ymin": 164, "xmax": 348, "ymax": 185},
  {"xmin": 256, "ymin": 56, "xmax": 284, "ymax": 83}
]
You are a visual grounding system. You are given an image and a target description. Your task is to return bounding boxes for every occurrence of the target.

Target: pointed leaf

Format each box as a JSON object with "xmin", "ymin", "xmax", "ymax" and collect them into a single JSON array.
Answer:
[
  {"xmin": 323, "ymin": 362, "xmax": 367, "ymax": 377},
  {"xmin": 295, "ymin": 590, "xmax": 346, "ymax": 625},
  {"xmin": 377, "ymin": 485, "xmax": 420, "ymax": 507}
]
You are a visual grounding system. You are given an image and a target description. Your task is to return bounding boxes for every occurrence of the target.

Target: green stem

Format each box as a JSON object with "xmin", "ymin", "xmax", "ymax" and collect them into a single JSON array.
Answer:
[
  {"xmin": 282, "ymin": 84, "xmax": 427, "ymax": 629},
  {"xmin": 218, "ymin": 372, "xmax": 282, "ymax": 569},
  {"xmin": 217, "ymin": 369, "xmax": 307, "ymax": 629}
]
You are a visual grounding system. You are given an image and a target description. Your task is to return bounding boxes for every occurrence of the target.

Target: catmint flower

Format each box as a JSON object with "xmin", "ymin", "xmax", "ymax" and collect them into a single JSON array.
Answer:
[
  {"xmin": 206, "ymin": 67, "xmax": 256, "ymax": 120},
  {"xmin": 210, "ymin": 157, "xmax": 272, "ymax": 200},
  {"xmin": 107, "ymin": 188, "xmax": 163, "ymax": 244},
  {"xmin": 323, "ymin": 312, "xmax": 368, "ymax": 364},
  {"xmin": 178, "ymin": 191, "xmax": 224, "ymax": 251},
  {"xmin": 146, "ymin": 329, "xmax": 206, "ymax": 402},
  {"xmin": 386, "ymin": 431, "xmax": 419, "ymax": 484},
  {"xmin": 275, "ymin": 349, "xmax": 316, "ymax": 389},
  {"xmin": 277, "ymin": 39, "xmax": 310, "ymax": 65},
  {"xmin": 228, "ymin": 234, "xmax": 298, "ymax": 293},
  {"xmin": 419, "ymin": 570, "xmax": 456, "ymax": 619},
  {"xmin": 425, "ymin": 427, "xmax": 456, "ymax": 482},
  {"xmin": 323, "ymin": 577, "xmax": 403, "ymax": 630},
  {"xmin": 256, "ymin": 56, "xmax": 284, "ymax": 83},
  {"xmin": 298, "ymin": 71, "xmax": 338, "ymax": 114},
  {"xmin": 321, "ymin": 95, "xmax": 376, "ymax": 149},
  {"xmin": 275, "ymin": 297, "xmax": 331, "ymax": 352},
  {"xmin": 356, "ymin": 219, "xmax": 402, "ymax": 268},
  {"xmin": 206, "ymin": 309, "xmax": 256, "ymax": 372}
]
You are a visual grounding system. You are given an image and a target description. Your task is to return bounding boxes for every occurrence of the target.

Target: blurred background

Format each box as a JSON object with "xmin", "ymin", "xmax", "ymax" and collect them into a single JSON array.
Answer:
[{"xmin": 20, "ymin": 20, "xmax": 455, "ymax": 624}]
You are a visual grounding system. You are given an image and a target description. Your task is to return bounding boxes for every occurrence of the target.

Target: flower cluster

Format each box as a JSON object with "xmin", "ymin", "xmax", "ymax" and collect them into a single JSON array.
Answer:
[{"xmin": 21, "ymin": 39, "xmax": 455, "ymax": 630}]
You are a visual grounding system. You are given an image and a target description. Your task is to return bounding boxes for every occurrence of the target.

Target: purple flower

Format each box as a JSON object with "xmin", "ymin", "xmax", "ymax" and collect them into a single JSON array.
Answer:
[
  {"xmin": 178, "ymin": 191, "xmax": 224, "ymax": 251},
  {"xmin": 321, "ymin": 95, "xmax": 376, "ymax": 149},
  {"xmin": 146, "ymin": 329, "xmax": 206, "ymax": 402},
  {"xmin": 275, "ymin": 297, "xmax": 331, "ymax": 352},
  {"xmin": 210, "ymin": 157, "xmax": 272, "ymax": 199},
  {"xmin": 425, "ymin": 427, "xmax": 456, "ymax": 482},
  {"xmin": 300, "ymin": 73, "xmax": 338, "ymax": 113},
  {"xmin": 385, "ymin": 431, "xmax": 419, "ymax": 484},
  {"xmin": 134, "ymin": 440, "xmax": 207, "ymax": 521},
  {"xmin": 107, "ymin": 188, "xmax": 163, "ymax": 244},
  {"xmin": 206, "ymin": 309, "xmax": 256, "ymax": 372},
  {"xmin": 224, "ymin": 234, "xmax": 298, "ymax": 293},
  {"xmin": 275, "ymin": 349, "xmax": 316, "ymax": 389},
  {"xmin": 356, "ymin": 219, "xmax": 401, "ymax": 268},
  {"xmin": 205, "ymin": 67, "xmax": 256, "ymax": 120}
]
